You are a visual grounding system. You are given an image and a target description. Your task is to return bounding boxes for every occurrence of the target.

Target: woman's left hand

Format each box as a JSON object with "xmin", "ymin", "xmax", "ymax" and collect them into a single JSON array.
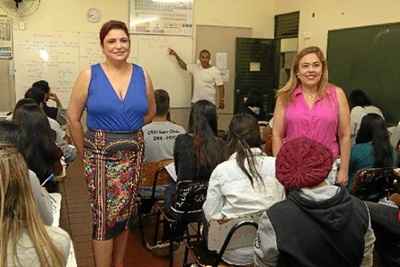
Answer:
[{"xmin": 336, "ymin": 169, "xmax": 348, "ymax": 186}]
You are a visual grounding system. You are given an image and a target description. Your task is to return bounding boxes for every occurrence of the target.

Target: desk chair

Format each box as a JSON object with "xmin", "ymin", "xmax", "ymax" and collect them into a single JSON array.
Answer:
[
  {"xmin": 137, "ymin": 159, "xmax": 173, "ymax": 247},
  {"xmin": 183, "ymin": 220, "xmax": 258, "ymax": 267},
  {"xmin": 352, "ymin": 167, "xmax": 399, "ymax": 202},
  {"xmin": 153, "ymin": 179, "xmax": 208, "ymax": 267}
]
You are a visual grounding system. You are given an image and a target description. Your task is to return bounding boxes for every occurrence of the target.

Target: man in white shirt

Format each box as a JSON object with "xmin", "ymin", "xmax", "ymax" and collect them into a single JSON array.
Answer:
[
  {"xmin": 169, "ymin": 48, "xmax": 225, "ymax": 108},
  {"xmin": 142, "ymin": 89, "xmax": 186, "ymax": 162}
]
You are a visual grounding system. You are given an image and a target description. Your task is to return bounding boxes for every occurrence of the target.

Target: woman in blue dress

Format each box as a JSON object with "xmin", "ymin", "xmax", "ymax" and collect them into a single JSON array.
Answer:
[{"xmin": 68, "ymin": 20, "xmax": 155, "ymax": 267}]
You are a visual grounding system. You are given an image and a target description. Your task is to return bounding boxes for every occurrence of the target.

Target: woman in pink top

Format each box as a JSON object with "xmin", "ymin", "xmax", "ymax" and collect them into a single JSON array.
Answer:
[{"xmin": 272, "ymin": 46, "xmax": 351, "ymax": 185}]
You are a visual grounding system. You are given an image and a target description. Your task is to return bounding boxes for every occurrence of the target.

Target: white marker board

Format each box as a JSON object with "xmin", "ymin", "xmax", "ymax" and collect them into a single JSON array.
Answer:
[{"xmin": 14, "ymin": 31, "xmax": 193, "ymax": 107}]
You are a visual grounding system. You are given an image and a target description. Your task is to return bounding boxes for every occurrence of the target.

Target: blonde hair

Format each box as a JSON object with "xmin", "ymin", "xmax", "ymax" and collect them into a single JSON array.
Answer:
[
  {"xmin": 277, "ymin": 46, "xmax": 329, "ymax": 105},
  {"xmin": 0, "ymin": 147, "xmax": 65, "ymax": 267}
]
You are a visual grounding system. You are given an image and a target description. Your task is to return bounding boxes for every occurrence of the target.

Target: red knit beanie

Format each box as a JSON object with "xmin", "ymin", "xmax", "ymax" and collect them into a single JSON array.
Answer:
[{"xmin": 276, "ymin": 137, "xmax": 334, "ymax": 190}]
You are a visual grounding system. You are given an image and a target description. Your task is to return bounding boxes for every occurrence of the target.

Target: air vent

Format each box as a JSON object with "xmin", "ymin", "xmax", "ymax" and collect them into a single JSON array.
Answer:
[{"xmin": 275, "ymin": 11, "xmax": 299, "ymax": 39}]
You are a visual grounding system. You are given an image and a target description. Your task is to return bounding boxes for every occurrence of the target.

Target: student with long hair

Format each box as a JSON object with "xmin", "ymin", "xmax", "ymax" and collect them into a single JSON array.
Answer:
[
  {"xmin": 175, "ymin": 100, "xmax": 225, "ymax": 182},
  {"xmin": 0, "ymin": 145, "xmax": 70, "ymax": 266},
  {"xmin": 272, "ymin": 46, "xmax": 351, "ymax": 185},
  {"xmin": 31, "ymin": 80, "xmax": 65, "ymax": 124},
  {"xmin": 164, "ymin": 100, "xmax": 225, "ymax": 210},
  {"xmin": 25, "ymin": 87, "xmax": 77, "ymax": 163},
  {"xmin": 349, "ymin": 113, "xmax": 394, "ymax": 187},
  {"xmin": 203, "ymin": 113, "xmax": 285, "ymax": 265},
  {"xmin": 349, "ymin": 89, "xmax": 384, "ymax": 141},
  {"xmin": 0, "ymin": 120, "xmax": 54, "ymax": 225},
  {"xmin": 12, "ymin": 98, "xmax": 63, "ymax": 192}
]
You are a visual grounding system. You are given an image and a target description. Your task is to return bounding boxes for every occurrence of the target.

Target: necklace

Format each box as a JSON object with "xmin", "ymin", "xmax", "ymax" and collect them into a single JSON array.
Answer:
[{"xmin": 304, "ymin": 93, "xmax": 318, "ymax": 102}]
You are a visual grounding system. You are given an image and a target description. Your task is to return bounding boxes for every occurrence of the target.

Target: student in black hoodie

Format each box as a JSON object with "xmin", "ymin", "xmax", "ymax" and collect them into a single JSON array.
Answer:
[
  {"xmin": 254, "ymin": 137, "xmax": 375, "ymax": 267},
  {"xmin": 366, "ymin": 198, "xmax": 400, "ymax": 266}
]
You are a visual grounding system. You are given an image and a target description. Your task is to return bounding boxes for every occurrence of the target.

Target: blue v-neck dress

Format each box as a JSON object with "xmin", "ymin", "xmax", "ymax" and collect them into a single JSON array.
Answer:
[{"xmin": 84, "ymin": 63, "xmax": 148, "ymax": 240}]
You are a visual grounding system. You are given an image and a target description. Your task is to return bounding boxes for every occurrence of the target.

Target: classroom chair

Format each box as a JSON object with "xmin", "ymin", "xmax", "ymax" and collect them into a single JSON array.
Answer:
[
  {"xmin": 137, "ymin": 159, "xmax": 173, "ymax": 247},
  {"xmin": 183, "ymin": 220, "xmax": 258, "ymax": 267},
  {"xmin": 351, "ymin": 167, "xmax": 399, "ymax": 202},
  {"xmin": 152, "ymin": 179, "xmax": 208, "ymax": 267}
]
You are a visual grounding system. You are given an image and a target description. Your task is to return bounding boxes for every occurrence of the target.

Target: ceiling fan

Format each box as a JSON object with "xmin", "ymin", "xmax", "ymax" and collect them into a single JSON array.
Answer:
[{"xmin": 0, "ymin": 0, "xmax": 40, "ymax": 17}]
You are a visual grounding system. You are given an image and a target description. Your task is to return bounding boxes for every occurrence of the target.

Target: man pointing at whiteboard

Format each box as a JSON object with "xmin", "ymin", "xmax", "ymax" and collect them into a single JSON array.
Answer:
[{"xmin": 168, "ymin": 48, "xmax": 225, "ymax": 109}]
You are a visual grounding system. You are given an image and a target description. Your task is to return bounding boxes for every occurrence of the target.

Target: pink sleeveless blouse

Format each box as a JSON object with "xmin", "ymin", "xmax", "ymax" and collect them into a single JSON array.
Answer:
[{"xmin": 284, "ymin": 84, "xmax": 339, "ymax": 157}]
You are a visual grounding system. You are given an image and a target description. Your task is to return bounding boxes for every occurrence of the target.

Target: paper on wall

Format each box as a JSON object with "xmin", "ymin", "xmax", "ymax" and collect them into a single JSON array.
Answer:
[
  {"xmin": 249, "ymin": 62, "xmax": 261, "ymax": 72},
  {"xmin": 221, "ymin": 69, "xmax": 230, "ymax": 82},
  {"xmin": 215, "ymin": 52, "xmax": 228, "ymax": 70}
]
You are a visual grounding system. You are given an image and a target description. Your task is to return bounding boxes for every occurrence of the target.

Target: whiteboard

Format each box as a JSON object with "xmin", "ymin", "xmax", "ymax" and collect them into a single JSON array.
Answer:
[
  {"xmin": 13, "ymin": 31, "xmax": 193, "ymax": 108},
  {"xmin": 133, "ymin": 35, "xmax": 192, "ymax": 107},
  {"xmin": 14, "ymin": 31, "xmax": 80, "ymax": 107}
]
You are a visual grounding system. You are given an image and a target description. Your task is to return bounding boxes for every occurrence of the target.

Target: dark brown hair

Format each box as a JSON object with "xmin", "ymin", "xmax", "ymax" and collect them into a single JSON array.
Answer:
[
  {"xmin": 188, "ymin": 100, "xmax": 224, "ymax": 179},
  {"xmin": 227, "ymin": 113, "xmax": 263, "ymax": 187},
  {"xmin": 199, "ymin": 49, "xmax": 211, "ymax": 57},
  {"xmin": 99, "ymin": 20, "xmax": 129, "ymax": 46},
  {"xmin": 154, "ymin": 89, "xmax": 170, "ymax": 116}
]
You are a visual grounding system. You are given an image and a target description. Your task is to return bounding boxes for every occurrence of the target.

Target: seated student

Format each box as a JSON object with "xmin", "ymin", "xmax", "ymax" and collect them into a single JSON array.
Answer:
[
  {"xmin": 239, "ymin": 89, "xmax": 266, "ymax": 121},
  {"xmin": 0, "ymin": 120, "xmax": 54, "ymax": 225},
  {"xmin": 32, "ymin": 80, "xmax": 66, "ymax": 125},
  {"xmin": 0, "ymin": 144, "xmax": 71, "ymax": 266},
  {"xmin": 165, "ymin": 100, "xmax": 225, "ymax": 214},
  {"xmin": 142, "ymin": 89, "xmax": 185, "ymax": 162},
  {"xmin": 349, "ymin": 113, "xmax": 394, "ymax": 188},
  {"xmin": 13, "ymin": 99, "xmax": 63, "ymax": 192},
  {"xmin": 366, "ymin": 200, "xmax": 400, "ymax": 266},
  {"xmin": 349, "ymin": 89, "xmax": 384, "ymax": 142},
  {"xmin": 140, "ymin": 89, "xmax": 186, "ymax": 200},
  {"xmin": 24, "ymin": 88, "xmax": 76, "ymax": 163},
  {"xmin": 254, "ymin": 137, "xmax": 375, "ymax": 267},
  {"xmin": 203, "ymin": 113, "xmax": 285, "ymax": 265}
]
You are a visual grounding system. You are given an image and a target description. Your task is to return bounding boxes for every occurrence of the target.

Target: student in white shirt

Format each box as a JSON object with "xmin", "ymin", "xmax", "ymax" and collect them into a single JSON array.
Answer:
[
  {"xmin": 168, "ymin": 48, "xmax": 225, "ymax": 108},
  {"xmin": 142, "ymin": 89, "xmax": 185, "ymax": 162},
  {"xmin": 203, "ymin": 113, "xmax": 285, "ymax": 265}
]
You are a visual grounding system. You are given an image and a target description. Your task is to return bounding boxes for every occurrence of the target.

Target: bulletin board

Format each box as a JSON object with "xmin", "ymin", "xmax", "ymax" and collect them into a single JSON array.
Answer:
[{"xmin": 13, "ymin": 31, "xmax": 193, "ymax": 107}]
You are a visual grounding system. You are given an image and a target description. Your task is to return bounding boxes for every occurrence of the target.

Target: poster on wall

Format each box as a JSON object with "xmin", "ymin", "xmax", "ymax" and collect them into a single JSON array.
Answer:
[
  {"xmin": 0, "ymin": 15, "xmax": 12, "ymax": 59},
  {"xmin": 129, "ymin": 0, "xmax": 193, "ymax": 36}
]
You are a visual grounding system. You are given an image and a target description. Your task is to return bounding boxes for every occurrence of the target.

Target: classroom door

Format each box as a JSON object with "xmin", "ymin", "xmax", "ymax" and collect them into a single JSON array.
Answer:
[
  {"xmin": 196, "ymin": 25, "xmax": 252, "ymax": 115},
  {"xmin": 235, "ymin": 38, "xmax": 278, "ymax": 117}
]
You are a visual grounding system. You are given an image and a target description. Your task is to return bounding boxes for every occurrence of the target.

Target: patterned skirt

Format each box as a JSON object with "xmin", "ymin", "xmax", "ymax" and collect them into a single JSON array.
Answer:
[{"xmin": 83, "ymin": 129, "xmax": 144, "ymax": 240}]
